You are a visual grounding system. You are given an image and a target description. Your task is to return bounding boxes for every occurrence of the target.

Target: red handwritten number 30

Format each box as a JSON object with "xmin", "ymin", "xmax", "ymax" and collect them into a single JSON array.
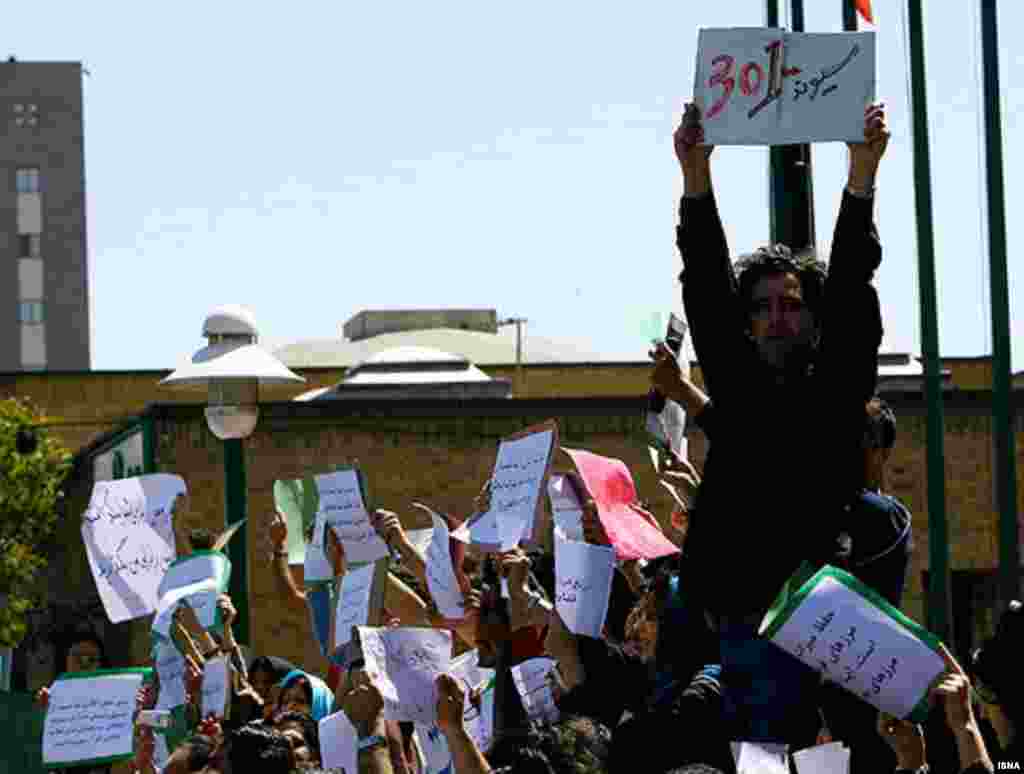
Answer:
[
  {"xmin": 706, "ymin": 40, "xmax": 789, "ymax": 120},
  {"xmin": 706, "ymin": 55, "xmax": 735, "ymax": 120}
]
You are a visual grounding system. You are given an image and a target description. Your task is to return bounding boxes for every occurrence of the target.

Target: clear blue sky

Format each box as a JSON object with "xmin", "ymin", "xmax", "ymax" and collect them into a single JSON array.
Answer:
[{"xmin": 9, "ymin": 1, "xmax": 1023, "ymax": 370}]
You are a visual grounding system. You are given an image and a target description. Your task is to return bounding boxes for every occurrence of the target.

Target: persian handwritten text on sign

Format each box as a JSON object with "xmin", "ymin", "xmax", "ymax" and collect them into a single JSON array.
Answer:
[{"xmin": 694, "ymin": 28, "xmax": 875, "ymax": 145}]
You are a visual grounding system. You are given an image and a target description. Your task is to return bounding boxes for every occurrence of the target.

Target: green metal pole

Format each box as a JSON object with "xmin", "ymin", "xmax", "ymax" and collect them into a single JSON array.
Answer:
[
  {"xmin": 979, "ymin": 0, "xmax": 1020, "ymax": 606},
  {"xmin": 767, "ymin": 0, "xmax": 815, "ymax": 252},
  {"xmin": 842, "ymin": 0, "xmax": 857, "ymax": 31},
  {"xmin": 907, "ymin": 0, "xmax": 952, "ymax": 642},
  {"xmin": 223, "ymin": 437, "xmax": 250, "ymax": 646}
]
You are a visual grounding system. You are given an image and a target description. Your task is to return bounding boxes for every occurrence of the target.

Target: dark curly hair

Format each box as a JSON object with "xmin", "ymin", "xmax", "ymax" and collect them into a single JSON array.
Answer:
[
  {"xmin": 227, "ymin": 723, "xmax": 293, "ymax": 773},
  {"xmin": 489, "ymin": 715, "xmax": 611, "ymax": 774},
  {"xmin": 734, "ymin": 244, "xmax": 828, "ymax": 326}
]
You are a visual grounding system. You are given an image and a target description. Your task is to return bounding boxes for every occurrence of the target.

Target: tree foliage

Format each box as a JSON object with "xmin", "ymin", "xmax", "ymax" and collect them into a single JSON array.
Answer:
[{"xmin": 0, "ymin": 397, "xmax": 72, "ymax": 647}]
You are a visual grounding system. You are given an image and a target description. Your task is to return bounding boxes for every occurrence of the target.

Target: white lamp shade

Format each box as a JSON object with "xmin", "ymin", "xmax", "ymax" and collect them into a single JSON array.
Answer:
[
  {"xmin": 161, "ymin": 340, "xmax": 305, "ymax": 390},
  {"xmin": 204, "ymin": 405, "xmax": 260, "ymax": 440}
]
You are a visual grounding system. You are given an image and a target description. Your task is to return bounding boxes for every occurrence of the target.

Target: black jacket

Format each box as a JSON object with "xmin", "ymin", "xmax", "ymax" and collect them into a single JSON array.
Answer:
[{"xmin": 678, "ymin": 190, "xmax": 884, "ymax": 617}]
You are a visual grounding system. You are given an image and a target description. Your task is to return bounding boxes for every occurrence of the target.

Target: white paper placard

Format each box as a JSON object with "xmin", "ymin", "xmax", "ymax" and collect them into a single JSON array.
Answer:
[
  {"xmin": 359, "ymin": 626, "xmax": 453, "ymax": 726},
  {"xmin": 511, "ymin": 657, "xmax": 560, "ymax": 725},
  {"xmin": 304, "ymin": 512, "xmax": 335, "ymax": 585},
  {"xmin": 152, "ymin": 731, "xmax": 170, "ymax": 772},
  {"xmin": 416, "ymin": 723, "xmax": 453, "ymax": 774},
  {"xmin": 153, "ymin": 639, "xmax": 187, "ymax": 710},
  {"xmin": 554, "ymin": 530, "xmax": 616, "ymax": 637},
  {"xmin": 319, "ymin": 709, "xmax": 358, "ymax": 774},
  {"xmin": 762, "ymin": 572, "xmax": 946, "ymax": 719},
  {"xmin": 731, "ymin": 742, "xmax": 790, "ymax": 774},
  {"xmin": 333, "ymin": 563, "xmax": 377, "ymax": 651},
  {"xmin": 200, "ymin": 655, "xmax": 230, "ymax": 719},
  {"xmin": 152, "ymin": 552, "xmax": 231, "ymax": 638},
  {"xmin": 547, "ymin": 475, "xmax": 585, "ymax": 543},
  {"xmin": 317, "ymin": 469, "xmax": 390, "ymax": 565},
  {"xmin": 793, "ymin": 742, "xmax": 851, "ymax": 774},
  {"xmin": 81, "ymin": 475, "xmax": 183, "ymax": 623},
  {"xmin": 694, "ymin": 28, "xmax": 875, "ymax": 145},
  {"xmin": 42, "ymin": 670, "xmax": 146, "ymax": 768},
  {"xmin": 416, "ymin": 505, "xmax": 466, "ymax": 619}
]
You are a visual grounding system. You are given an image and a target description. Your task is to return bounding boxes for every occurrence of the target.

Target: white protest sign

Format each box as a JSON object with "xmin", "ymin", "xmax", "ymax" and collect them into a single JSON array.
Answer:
[
  {"xmin": 153, "ymin": 732, "xmax": 171, "ymax": 772},
  {"xmin": 554, "ymin": 530, "xmax": 616, "ymax": 637},
  {"xmin": 547, "ymin": 475, "xmax": 585, "ymax": 543},
  {"xmin": 406, "ymin": 528, "xmax": 434, "ymax": 557},
  {"xmin": 462, "ymin": 676, "xmax": 495, "ymax": 754},
  {"xmin": 319, "ymin": 710, "xmax": 358, "ymax": 774},
  {"xmin": 731, "ymin": 742, "xmax": 789, "ymax": 774},
  {"xmin": 304, "ymin": 512, "xmax": 334, "ymax": 585},
  {"xmin": 416, "ymin": 723, "xmax": 453, "ymax": 774},
  {"xmin": 153, "ymin": 639, "xmax": 187, "ymax": 710},
  {"xmin": 359, "ymin": 626, "xmax": 453, "ymax": 726},
  {"xmin": 42, "ymin": 669, "xmax": 149, "ymax": 768},
  {"xmin": 81, "ymin": 474, "xmax": 183, "ymax": 623},
  {"xmin": 152, "ymin": 551, "xmax": 231, "ymax": 638},
  {"xmin": 317, "ymin": 469, "xmax": 390, "ymax": 565},
  {"xmin": 331, "ymin": 562, "xmax": 380, "ymax": 654},
  {"xmin": 454, "ymin": 422, "xmax": 557, "ymax": 551},
  {"xmin": 760, "ymin": 565, "xmax": 946, "ymax": 721},
  {"xmin": 511, "ymin": 657, "xmax": 560, "ymax": 725},
  {"xmin": 201, "ymin": 655, "xmax": 231, "ymax": 719},
  {"xmin": 694, "ymin": 28, "xmax": 875, "ymax": 145},
  {"xmin": 793, "ymin": 742, "xmax": 851, "ymax": 774},
  {"xmin": 414, "ymin": 504, "xmax": 466, "ymax": 619}
]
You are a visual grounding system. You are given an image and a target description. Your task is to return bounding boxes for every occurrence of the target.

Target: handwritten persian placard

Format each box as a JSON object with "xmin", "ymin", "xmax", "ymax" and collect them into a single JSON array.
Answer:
[
  {"xmin": 554, "ymin": 530, "xmax": 616, "ymax": 637},
  {"xmin": 359, "ymin": 626, "xmax": 453, "ymax": 726},
  {"xmin": 511, "ymin": 657, "xmax": 560, "ymax": 725},
  {"xmin": 450, "ymin": 649, "xmax": 496, "ymax": 754},
  {"xmin": 153, "ymin": 639, "xmax": 187, "ymax": 710},
  {"xmin": 319, "ymin": 709, "xmax": 358, "ymax": 774},
  {"xmin": 694, "ymin": 28, "xmax": 875, "ymax": 145},
  {"xmin": 760, "ymin": 564, "xmax": 945, "ymax": 721},
  {"xmin": 152, "ymin": 551, "xmax": 231, "ymax": 638},
  {"xmin": 413, "ymin": 504, "xmax": 466, "ymax": 620},
  {"xmin": 547, "ymin": 474, "xmax": 586, "ymax": 543},
  {"xmin": 454, "ymin": 421, "xmax": 558, "ymax": 552},
  {"xmin": 330, "ymin": 561, "xmax": 387, "ymax": 662},
  {"xmin": 42, "ymin": 668, "xmax": 151, "ymax": 769},
  {"xmin": 317, "ymin": 469, "xmax": 390, "ymax": 565},
  {"xmin": 201, "ymin": 655, "xmax": 231, "ymax": 719},
  {"xmin": 81, "ymin": 474, "xmax": 184, "ymax": 623}
]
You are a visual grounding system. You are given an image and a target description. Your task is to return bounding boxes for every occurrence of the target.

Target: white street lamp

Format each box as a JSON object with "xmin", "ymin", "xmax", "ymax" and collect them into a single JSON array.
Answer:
[{"xmin": 160, "ymin": 305, "xmax": 304, "ymax": 439}]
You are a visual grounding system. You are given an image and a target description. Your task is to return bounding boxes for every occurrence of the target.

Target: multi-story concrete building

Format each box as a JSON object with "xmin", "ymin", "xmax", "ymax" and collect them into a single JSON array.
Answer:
[{"xmin": 0, "ymin": 59, "xmax": 90, "ymax": 371}]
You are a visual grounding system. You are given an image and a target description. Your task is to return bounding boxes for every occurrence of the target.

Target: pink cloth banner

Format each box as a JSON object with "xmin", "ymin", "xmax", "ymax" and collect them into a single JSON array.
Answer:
[{"xmin": 562, "ymin": 448, "xmax": 681, "ymax": 561}]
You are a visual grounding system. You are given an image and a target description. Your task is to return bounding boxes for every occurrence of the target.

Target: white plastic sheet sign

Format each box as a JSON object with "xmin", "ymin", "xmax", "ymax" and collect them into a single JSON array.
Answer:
[
  {"xmin": 81, "ymin": 474, "xmax": 183, "ymax": 623},
  {"xmin": 319, "ymin": 710, "xmax": 358, "ymax": 774},
  {"xmin": 42, "ymin": 669, "xmax": 149, "ymax": 769},
  {"xmin": 554, "ymin": 530, "xmax": 616, "ymax": 637},
  {"xmin": 317, "ymin": 469, "xmax": 390, "ymax": 565},
  {"xmin": 760, "ymin": 565, "xmax": 945, "ymax": 721},
  {"xmin": 152, "ymin": 551, "xmax": 231, "ymax": 638},
  {"xmin": 415, "ymin": 505, "xmax": 466, "ymax": 619},
  {"xmin": 201, "ymin": 655, "xmax": 231, "ymax": 719},
  {"xmin": 547, "ymin": 475, "xmax": 585, "ymax": 543},
  {"xmin": 694, "ymin": 28, "xmax": 875, "ymax": 145},
  {"xmin": 359, "ymin": 626, "xmax": 453, "ymax": 726},
  {"xmin": 511, "ymin": 657, "xmax": 560, "ymax": 724}
]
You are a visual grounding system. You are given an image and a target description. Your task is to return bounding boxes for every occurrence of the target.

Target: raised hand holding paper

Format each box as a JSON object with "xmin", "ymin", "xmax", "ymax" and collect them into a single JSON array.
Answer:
[
  {"xmin": 511, "ymin": 657, "xmax": 560, "ymax": 724},
  {"xmin": 317, "ymin": 469, "xmax": 390, "ymax": 565},
  {"xmin": 760, "ymin": 564, "xmax": 946, "ymax": 721},
  {"xmin": 562, "ymin": 448, "xmax": 680, "ymax": 560},
  {"xmin": 554, "ymin": 530, "xmax": 615, "ymax": 637},
  {"xmin": 359, "ymin": 626, "xmax": 453, "ymax": 726},
  {"xmin": 694, "ymin": 28, "xmax": 875, "ymax": 145},
  {"xmin": 42, "ymin": 668, "xmax": 151, "ymax": 768},
  {"xmin": 414, "ymin": 504, "xmax": 466, "ymax": 619},
  {"xmin": 456, "ymin": 421, "xmax": 557, "ymax": 551},
  {"xmin": 81, "ymin": 474, "xmax": 183, "ymax": 623}
]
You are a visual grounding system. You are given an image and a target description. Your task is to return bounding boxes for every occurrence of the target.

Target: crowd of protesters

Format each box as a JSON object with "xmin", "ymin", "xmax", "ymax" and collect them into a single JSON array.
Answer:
[{"xmin": 34, "ymin": 102, "xmax": 1023, "ymax": 774}]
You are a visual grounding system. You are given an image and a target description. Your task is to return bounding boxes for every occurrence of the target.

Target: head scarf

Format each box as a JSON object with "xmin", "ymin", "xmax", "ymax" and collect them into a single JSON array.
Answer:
[{"xmin": 278, "ymin": 669, "xmax": 334, "ymax": 722}]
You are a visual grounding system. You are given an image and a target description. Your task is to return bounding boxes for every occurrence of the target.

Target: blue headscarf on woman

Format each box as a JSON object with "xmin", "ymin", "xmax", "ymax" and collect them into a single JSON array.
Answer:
[{"xmin": 278, "ymin": 669, "xmax": 334, "ymax": 722}]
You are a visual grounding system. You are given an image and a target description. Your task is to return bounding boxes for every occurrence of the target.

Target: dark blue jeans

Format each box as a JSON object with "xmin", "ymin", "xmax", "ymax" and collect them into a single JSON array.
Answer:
[{"xmin": 718, "ymin": 618, "xmax": 821, "ymax": 746}]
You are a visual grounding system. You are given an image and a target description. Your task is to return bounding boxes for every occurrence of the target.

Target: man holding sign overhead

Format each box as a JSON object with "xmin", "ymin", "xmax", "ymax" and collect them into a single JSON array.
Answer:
[{"xmin": 657, "ymin": 35, "xmax": 889, "ymax": 746}]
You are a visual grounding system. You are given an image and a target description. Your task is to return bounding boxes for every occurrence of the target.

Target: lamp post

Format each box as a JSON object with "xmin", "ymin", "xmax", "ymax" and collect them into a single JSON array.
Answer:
[
  {"xmin": 161, "ymin": 305, "xmax": 304, "ymax": 645},
  {"xmin": 498, "ymin": 317, "xmax": 527, "ymax": 396}
]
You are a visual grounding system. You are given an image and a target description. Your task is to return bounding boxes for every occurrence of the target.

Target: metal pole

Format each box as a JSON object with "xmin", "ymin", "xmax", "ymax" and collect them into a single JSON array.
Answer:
[
  {"xmin": 906, "ymin": 0, "xmax": 953, "ymax": 642},
  {"xmin": 223, "ymin": 438, "xmax": 250, "ymax": 646},
  {"xmin": 515, "ymin": 319, "xmax": 525, "ymax": 395},
  {"xmin": 978, "ymin": 0, "xmax": 1020, "ymax": 606}
]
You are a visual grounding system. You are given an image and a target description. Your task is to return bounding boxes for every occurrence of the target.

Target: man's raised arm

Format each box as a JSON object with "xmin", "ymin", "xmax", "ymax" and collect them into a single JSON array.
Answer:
[{"xmin": 675, "ymin": 103, "xmax": 749, "ymax": 402}]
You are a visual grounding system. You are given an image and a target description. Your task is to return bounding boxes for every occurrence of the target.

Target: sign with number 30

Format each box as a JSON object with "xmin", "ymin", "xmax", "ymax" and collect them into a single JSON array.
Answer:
[{"xmin": 693, "ymin": 28, "xmax": 875, "ymax": 146}]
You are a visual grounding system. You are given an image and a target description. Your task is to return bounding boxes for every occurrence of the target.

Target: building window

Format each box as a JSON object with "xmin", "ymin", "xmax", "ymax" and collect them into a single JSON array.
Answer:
[
  {"xmin": 18, "ymin": 234, "xmax": 41, "ymax": 258},
  {"xmin": 18, "ymin": 301, "xmax": 44, "ymax": 324},
  {"xmin": 16, "ymin": 167, "xmax": 40, "ymax": 194},
  {"xmin": 13, "ymin": 103, "xmax": 40, "ymax": 128}
]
